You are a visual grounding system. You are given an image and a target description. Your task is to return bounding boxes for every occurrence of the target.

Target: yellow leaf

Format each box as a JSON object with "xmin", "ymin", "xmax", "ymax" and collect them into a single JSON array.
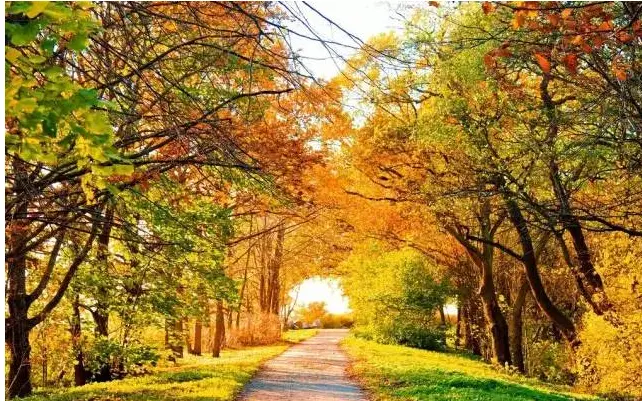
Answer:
[
  {"xmin": 25, "ymin": 2, "xmax": 50, "ymax": 18},
  {"xmin": 6, "ymin": 48, "xmax": 21, "ymax": 63}
]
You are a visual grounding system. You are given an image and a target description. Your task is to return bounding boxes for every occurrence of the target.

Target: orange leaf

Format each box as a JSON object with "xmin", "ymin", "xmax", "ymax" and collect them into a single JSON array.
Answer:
[
  {"xmin": 616, "ymin": 31, "xmax": 633, "ymax": 43},
  {"xmin": 483, "ymin": 53, "xmax": 495, "ymax": 69},
  {"xmin": 561, "ymin": 8, "xmax": 572, "ymax": 19},
  {"xmin": 598, "ymin": 20, "xmax": 613, "ymax": 31},
  {"xmin": 612, "ymin": 64, "xmax": 627, "ymax": 81},
  {"xmin": 571, "ymin": 35, "xmax": 585, "ymax": 45},
  {"xmin": 512, "ymin": 11, "xmax": 526, "ymax": 29},
  {"xmin": 547, "ymin": 13, "xmax": 560, "ymax": 26},
  {"xmin": 429, "ymin": 1, "xmax": 440, "ymax": 7},
  {"xmin": 534, "ymin": 53, "xmax": 551, "ymax": 73},
  {"xmin": 563, "ymin": 54, "xmax": 578, "ymax": 74},
  {"xmin": 482, "ymin": 2, "xmax": 494, "ymax": 14}
]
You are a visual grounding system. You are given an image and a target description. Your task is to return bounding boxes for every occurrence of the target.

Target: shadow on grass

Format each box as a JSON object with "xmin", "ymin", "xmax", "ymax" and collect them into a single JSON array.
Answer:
[{"xmin": 26, "ymin": 366, "xmax": 251, "ymax": 401}]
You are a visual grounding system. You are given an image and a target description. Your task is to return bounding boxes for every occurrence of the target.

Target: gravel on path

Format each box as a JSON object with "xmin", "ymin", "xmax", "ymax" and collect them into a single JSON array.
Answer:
[{"xmin": 237, "ymin": 329, "xmax": 367, "ymax": 401}]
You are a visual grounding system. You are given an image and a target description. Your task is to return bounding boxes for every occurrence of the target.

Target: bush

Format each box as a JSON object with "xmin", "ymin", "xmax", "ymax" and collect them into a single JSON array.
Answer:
[
  {"xmin": 226, "ymin": 313, "xmax": 281, "ymax": 347},
  {"xmin": 354, "ymin": 321, "xmax": 446, "ymax": 351},
  {"xmin": 84, "ymin": 337, "xmax": 159, "ymax": 380},
  {"xmin": 320, "ymin": 313, "xmax": 354, "ymax": 329}
]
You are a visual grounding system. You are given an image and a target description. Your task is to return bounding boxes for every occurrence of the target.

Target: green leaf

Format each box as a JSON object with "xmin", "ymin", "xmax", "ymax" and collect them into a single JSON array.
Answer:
[
  {"xmin": 28, "ymin": 54, "xmax": 47, "ymax": 64},
  {"xmin": 8, "ymin": 21, "xmax": 41, "ymax": 46},
  {"xmin": 16, "ymin": 98, "xmax": 38, "ymax": 113},
  {"xmin": 68, "ymin": 33, "xmax": 89, "ymax": 51},
  {"xmin": 85, "ymin": 113, "xmax": 112, "ymax": 134},
  {"xmin": 41, "ymin": 37, "xmax": 57, "ymax": 55},
  {"xmin": 6, "ymin": 2, "xmax": 31, "ymax": 15}
]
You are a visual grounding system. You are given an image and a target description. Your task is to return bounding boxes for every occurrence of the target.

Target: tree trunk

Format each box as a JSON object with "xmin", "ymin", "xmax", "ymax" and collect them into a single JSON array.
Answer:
[
  {"xmin": 212, "ymin": 300, "xmax": 225, "ymax": 358},
  {"xmin": 462, "ymin": 301, "xmax": 482, "ymax": 356},
  {"xmin": 510, "ymin": 280, "xmax": 529, "ymax": 373},
  {"xmin": 447, "ymin": 203, "xmax": 511, "ymax": 366},
  {"xmin": 503, "ymin": 194, "xmax": 579, "ymax": 347},
  {"xmin": 6, "ymin": 160, "xmax": 34, "ymax": 398},
  {"xmin": 227, "ymin": 309, "xmax": 233, "ymax": 330},
  {"xmin": 479, "ymin": 280, "xmax": 512, "ymax": 365},
  {"xmin": 71, "ymin": 295, "xmax": 88, "ymax": 386},
  {"xmin": 92, "ymin": 312, "xmax": 109, "ymax": 338},
  {"xmin": 93, "ymin": 206, "xmax": 113, "ymax": 339},
  {"xmin": 165, "ymin": 319, "xmax": 184, "ymax": 358},
  {"xmin": 455, "ymin": 304, "xmax": 462, "ymax": 348},
  {"xmin": 193, "ymin": 320, "xmax": 202, "ymax": 355},
  {"xmin": 438, "ymin": 304, "xmax": 447, "ymax": 326},
  {"xmin": 549, "ymin": 163, "xmax": 612, "ymax": 316}
]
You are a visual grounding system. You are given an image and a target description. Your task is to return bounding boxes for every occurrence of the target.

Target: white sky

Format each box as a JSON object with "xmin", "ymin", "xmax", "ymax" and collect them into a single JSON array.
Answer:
[
  {"xmin": 286, "ymin": 1, "xmax": 407, "ymax": 80},
  {"xmin": 290, "ymin": 277, "xmax": 351, "ymax": 314}
]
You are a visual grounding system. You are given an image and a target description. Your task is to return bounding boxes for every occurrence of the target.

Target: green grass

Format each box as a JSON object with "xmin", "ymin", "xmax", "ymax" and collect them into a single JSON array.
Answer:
[
  {"xmin": 25, "ymin": 329, "xmax": 319, "ymax": 401},
  {"xmin": 342, "ymin": 337, "xmax": 602, "ymax": 401},
  {"xmin": 282, "ymin": 328, "xmax": 318, "ymax": 343}
]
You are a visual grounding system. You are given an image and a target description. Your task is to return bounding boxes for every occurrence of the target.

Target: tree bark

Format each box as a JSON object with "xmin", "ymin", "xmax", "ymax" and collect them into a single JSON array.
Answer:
[
  {"xmin": 212, "ymin": 300, "xmax": 225, "ymax": 358},
  {"xmin": 503, "ymin": 194, "xmax": 579, "ymax": 347},
  {"xmin": 549, "ymin": 162, "xmax": 612, "ymax": 315},
  {"xmin": 438, "ymin": 304, "xmax": 447, "ymax": 326},
  {"xmin": 462, "ymin": 301, "xmax": 482, "ymax": 356},
  {"xmin": 447, "ymin": 202, "xmax": 511, "ymax": 366},
  {"xmin": 510, "ymin": 280, "xmax": 529, "ymax": 373},
  {"xmin": 6, "ymin": 160, "xmax": 34, "ymax": 398},
  {"xmin": 455, "ymin": 304, "xmax": 462, "ymax": 348},
  {"xmin": 193, "ymin": 320, "xmax": 202, "ymax": 355},
  {"xmin": 71, "ymin": 294, "xmax": 88, "ymax": 386}
]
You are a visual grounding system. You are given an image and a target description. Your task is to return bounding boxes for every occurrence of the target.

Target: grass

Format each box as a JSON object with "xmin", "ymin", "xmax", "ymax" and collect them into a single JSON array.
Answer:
[
  {"xmin": 25, "ymin": 329, "xmax": 318, "ymax": 401},
  {"xmin": 342, "ymin": 337, "xmax": 602, "ymax": 401},
  {"xmin": 282, "ymin": 328, "xmax": 319, "ymax": 343}
]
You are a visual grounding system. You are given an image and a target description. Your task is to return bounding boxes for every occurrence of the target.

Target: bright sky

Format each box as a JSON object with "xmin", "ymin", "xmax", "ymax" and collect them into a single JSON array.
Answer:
[
  {"xmin": 287, "ymin": 2, "xmax": 407, "ymax": 80},
  {"xmin": 290, "ymin": 277, "xmax": 351, "ymax": 314}
]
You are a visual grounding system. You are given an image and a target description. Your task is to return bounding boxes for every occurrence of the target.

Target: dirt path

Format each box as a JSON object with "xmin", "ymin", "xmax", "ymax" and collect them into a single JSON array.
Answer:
[{"xmin": 237, "ymin": 329, "xmax": 367, "ymax": 401}]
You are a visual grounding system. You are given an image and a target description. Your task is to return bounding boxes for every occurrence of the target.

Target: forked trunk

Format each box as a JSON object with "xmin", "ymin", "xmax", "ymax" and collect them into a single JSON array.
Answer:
[{"xmin": 503, "ymin": 194, "xmax": 579, "ymax": 347}]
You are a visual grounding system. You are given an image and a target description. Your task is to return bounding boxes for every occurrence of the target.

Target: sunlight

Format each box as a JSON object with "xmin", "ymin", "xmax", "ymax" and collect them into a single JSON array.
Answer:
[{"xmin": 290, "ymin": 277, "xmax": 351, "ymax": 314}]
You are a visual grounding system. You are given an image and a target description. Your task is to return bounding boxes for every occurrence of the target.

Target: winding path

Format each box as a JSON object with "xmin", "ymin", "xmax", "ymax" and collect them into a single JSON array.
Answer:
[{"xmin": 237, "ymin": 329, "xmax": 367, "ymax": 401}]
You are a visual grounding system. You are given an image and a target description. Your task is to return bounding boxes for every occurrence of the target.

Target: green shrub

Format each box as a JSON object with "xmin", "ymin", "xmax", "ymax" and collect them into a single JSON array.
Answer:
[
  {"xmin": 84, "ymin": 337, "xmax": 160, "ymax": 380},
  {"xmin": 354, "ymin": 322, "xmax": 446, "ymax": 351}
]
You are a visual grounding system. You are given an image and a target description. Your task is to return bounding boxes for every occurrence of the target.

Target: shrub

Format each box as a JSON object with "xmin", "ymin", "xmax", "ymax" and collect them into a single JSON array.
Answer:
[
  {"xmin": 84, "ymin": 337, "xmax": 159, "ymax": 380},
  {"xmin": 320, "ymin": 313, "xmax": 354, "ymax": 328},
  {"xmin": 354, "ymin": 321, "xmax": 446, "ymax": 351},
  {"xmin": 226, "ymin": 313, "xmax": 281, "ymax": 347}
]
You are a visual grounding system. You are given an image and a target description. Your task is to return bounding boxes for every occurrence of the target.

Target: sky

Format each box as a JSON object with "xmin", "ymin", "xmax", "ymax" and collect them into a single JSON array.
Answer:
[
  {"xmin": 286, "ymin": 1, "xmax": 407, "ymax": 80},
  {"xmin": 290, "ymin": 277, "xmax": 351, "ymax": 314}
]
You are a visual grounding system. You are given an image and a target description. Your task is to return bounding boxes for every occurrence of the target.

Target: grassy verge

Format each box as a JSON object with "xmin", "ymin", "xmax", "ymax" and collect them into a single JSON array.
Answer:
[
  {"xmin": 282, "ymin": 328, "xmax": 318, "ymax": 343},
  {"xmin": 342, "ymin": 337, "xmax": 600, "ymax": 401},
  {"xmin": 25, "ymin": 329, "xmax": 318, "ymax": 401}
]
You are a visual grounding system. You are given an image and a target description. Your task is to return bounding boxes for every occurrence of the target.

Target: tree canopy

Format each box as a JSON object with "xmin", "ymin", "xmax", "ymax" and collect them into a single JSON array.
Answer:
[{"xmin": 5, "ymin": 2, "xmax": 642, "ymax": 400}]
